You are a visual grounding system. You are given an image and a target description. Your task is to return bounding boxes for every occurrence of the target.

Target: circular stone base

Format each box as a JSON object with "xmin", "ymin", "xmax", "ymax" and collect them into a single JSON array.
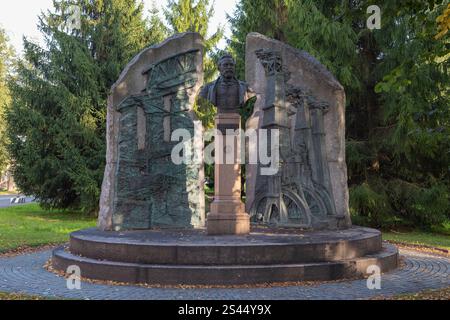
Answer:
[{"xmin": 51, "ymin": 226, "xmax": 399, "ymax": 285}]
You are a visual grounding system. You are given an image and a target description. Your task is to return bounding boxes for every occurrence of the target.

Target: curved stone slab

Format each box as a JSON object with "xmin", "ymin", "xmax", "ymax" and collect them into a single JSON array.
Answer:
[
  {"xmin": 52, "ymin": 244, "xmax": 398, "ymax": 285},
  {"xmin": 98, "ymin": 33, "xmax": 205, "ymax": 231},
  {"xmin": 245, "ymin": 33, "xmax": 351, "ymax": 229},
  {"xmin": 67, "ymin": 227, "xmax": 382, "ymax": 265}
]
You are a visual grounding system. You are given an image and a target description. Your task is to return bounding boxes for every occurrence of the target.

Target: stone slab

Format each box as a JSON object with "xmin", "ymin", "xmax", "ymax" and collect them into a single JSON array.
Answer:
[
  {"xmin": 98, "ymin": 32, "xmax": 205, "ymax": 231},
  {"xmin": 67, "ymin": 226, "xmax": 382, "ymax": 265},
  {"xmin": 52, "ymin": 244, "xmax": 398, "ymax": 285},
  {"xmin": 245, "ymin": 33, "xmax": 351, "ymax": 229}
]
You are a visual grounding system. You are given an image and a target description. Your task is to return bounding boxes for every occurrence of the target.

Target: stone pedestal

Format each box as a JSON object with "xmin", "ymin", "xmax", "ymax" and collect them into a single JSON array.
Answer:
[
  {"xmin": 207, "ymin": 113, "xmax": 250, "ymax": 235},
  {"xmin": 52, "ymin": 227, "xmax": 399, "ymax": 285}
]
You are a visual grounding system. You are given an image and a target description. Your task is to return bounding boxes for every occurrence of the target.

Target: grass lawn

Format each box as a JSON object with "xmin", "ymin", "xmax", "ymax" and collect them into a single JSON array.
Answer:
[
  {"xmin": 382, "ymin": 221, "xmax": 450, "ymax": 251},
  {"xmin": 1, "ymin": 202, "xmax": 447, "ymax": 252},
  {"xmin": 0, "ymin": 203, "xmax": 96, "ymax": 253},
  {"xmin": 382, "ymin": 230, "xmax": 450, "ymax": 251}
]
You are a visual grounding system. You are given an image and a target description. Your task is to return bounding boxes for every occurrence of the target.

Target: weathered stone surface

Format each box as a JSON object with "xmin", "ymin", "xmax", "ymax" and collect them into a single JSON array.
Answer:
[
  {"xmin": 68, "ymin": 226, "xmax": 383, "ymax": 265},
  {"xmin": 245, "ymin": 33, "xmax": 351, "ymax": 229},
  {"xmin": 98, "ymin": 32, "xmax": 205, "ymax": 231},
  {"xmin": 52, "ymin": 244, "xmax": 398, "ymax": 285},
  {"xmin": 51, "ymin": 226, "xmax": 398, "ymax": 285}
]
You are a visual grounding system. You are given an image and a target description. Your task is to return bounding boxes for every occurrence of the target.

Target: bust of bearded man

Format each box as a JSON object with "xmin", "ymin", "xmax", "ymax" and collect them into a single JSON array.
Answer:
[{"xmin": 199, "ymin": 54, "xmax": 255, "ymax": 114}]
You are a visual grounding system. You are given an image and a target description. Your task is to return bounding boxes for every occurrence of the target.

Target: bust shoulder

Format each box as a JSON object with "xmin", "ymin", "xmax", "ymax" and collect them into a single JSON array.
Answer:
[{"xmin": 199, "ymin": 79, "xmax": 218, "ymax": 99}]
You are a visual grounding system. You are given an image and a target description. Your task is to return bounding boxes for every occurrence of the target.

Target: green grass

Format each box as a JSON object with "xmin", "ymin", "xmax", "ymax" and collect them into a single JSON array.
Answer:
[
  {"xmin": 431, "ymin": 220, "xmax": 450, "ymax": 236},
  {"xmin": 1, "ymin": 200, "xmax": 448, "ymax": 254},
  {"xmin": 383, "ymin": 230, "xmax": 450, "ymax": 251},
  {"xmin": 0, "ymin": 203, "xmax": 96, "ymax": 253}
]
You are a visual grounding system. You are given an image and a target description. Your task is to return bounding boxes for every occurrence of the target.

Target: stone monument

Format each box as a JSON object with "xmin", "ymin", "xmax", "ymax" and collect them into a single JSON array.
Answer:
[
  {"xmin": 199, "ymin": 54, "xmax": 254, "ymax": 235},
  {"xmin": 52, "ymin": 32, "xmax": 398, "ymax": 286},
  {"xmin": 98, "ymin": 32, "xmax": 205, "ymax": 231}
]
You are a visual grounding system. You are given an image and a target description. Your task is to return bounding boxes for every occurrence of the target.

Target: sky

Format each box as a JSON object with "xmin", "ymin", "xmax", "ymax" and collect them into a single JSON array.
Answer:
[{"xmin": 0, "ymin": 0, "xmax": 238, "ymax": 54}]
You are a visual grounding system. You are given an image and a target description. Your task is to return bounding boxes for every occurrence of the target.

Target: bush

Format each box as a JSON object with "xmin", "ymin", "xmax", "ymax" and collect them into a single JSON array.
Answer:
[
  {"xmin": 392, "ymin": 181, "xmax": 449, "ymax": 228},
  {"xmin": 350, "ymin": 179, "xmax": 450, "ymax": 229},
  {"xmin": 349, "ymin": 182, "xmax": 390, "ymax": 228}
]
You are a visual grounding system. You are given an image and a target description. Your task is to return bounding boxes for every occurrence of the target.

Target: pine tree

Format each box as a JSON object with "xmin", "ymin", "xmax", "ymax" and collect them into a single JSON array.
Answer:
[
  {"xmin": 6, "ymin": 0, "xmax": 161, "ymax": 213},
  {"xmin": 147, "ymin": 3, "xmax": 170, "ymax": 44},
  {"xmin": 230, "ymin": 0, "xmax": 450, "ymax": 228},
  {"xmin": 0, "ymin": 28, "xmax": 14, "ymax": 177},
  {"xmin": 163, "ymin": 0, "xmax": 224, "ymax": 82}
]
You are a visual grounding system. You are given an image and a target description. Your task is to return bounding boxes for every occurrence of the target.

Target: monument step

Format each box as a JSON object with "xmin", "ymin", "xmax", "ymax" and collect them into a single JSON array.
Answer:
[
  {"xmin": 51, "ymin": 244, "xmax": 398, "ymax": 285},
  {"xmin": 68, "ymin": 226, "xmax": 383, "ymax": 265}
]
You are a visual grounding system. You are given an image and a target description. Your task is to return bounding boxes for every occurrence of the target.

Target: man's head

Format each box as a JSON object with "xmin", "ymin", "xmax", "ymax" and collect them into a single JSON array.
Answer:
[{"xmin": 218, "ymin": 54, "xmax": 236, "ymax": 80}]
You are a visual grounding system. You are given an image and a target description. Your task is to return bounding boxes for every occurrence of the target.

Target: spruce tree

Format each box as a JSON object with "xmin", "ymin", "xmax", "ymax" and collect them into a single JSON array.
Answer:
[
  {"xmin": 147, "ymin": 3, "xmax": 170, "ymax": 44},
  {"xmin": 0, "ymin": 28, "xmax": 14, "ymax": 176},
  {"xmin": 6, "ymin": 0, "xmax": 160, "ymax": 213},
  {"xmin": 163, "ymin": 0, "xmax": 224, "ymax": 82}
]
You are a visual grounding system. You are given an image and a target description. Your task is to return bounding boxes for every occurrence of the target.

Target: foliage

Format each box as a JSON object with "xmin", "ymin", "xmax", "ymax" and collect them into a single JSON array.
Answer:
[
  {"xmin": 6, "ymin": 0, "xmax": 157, "ymax": 213},
  {"xmin": 0, "ymin": 28, "xmax": 14, "ymax": 175},
  {"xmin": 350, "ymin": 179, "xmax": 450, "ymax": 229},
  {"xmin": 147, "ymin": 3, "xmax": 170, "ymax": 45},
  {"xmin": 193, "ymin": 97, "xmax": 216, "ymax": 130},
  {"xmin": 349, "ymin": 182, "xmax": 391, "ymax": 228},
  {"xmin": 229, "ymin": 0, "xmax": 450, "ymax": 229},
  {"xmin": 435, "ymin": 3, "xmax": 450, "ymax": 39},
  {"xmin": 163, "ymin": 0, "xmax": 224, "ymax": 82}
]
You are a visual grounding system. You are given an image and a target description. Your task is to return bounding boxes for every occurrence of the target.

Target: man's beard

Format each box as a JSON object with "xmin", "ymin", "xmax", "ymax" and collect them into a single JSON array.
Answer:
[{"xmin": 222, "ymin": 72, "xmax": 235, "ymax": 80}]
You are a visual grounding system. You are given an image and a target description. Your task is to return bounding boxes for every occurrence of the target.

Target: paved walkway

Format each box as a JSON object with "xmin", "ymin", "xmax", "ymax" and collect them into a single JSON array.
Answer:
[
  {"xmin": 0, "ymin": 248, "xmax": 448, "ymax": 300},
  {"xmin": 0, "ymin": 195, "xmax": 35, "ymax": 208}
]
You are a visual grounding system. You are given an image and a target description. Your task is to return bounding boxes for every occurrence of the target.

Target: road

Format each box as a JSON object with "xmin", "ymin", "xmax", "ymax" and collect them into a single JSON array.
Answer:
[{"xmin": 0, "ymin": 195, "xmax": 35, "ymax": 208}]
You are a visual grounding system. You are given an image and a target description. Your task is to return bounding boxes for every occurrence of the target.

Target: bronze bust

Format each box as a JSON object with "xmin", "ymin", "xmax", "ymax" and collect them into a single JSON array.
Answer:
[{"xmin": 199, "ymin": 54, "xmax": 254, "ymax": 113}]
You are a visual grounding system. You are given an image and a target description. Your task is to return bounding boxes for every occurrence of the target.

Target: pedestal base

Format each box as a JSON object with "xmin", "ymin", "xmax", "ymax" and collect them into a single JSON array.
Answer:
[
  {"xmin": 206, "ymin": 212, "xmax": 250, "ymax": 235},
  {"xmin": 207, "ymin": 112, "xmax": 250, "ymax": 236},
  {"xmin": 51, "ymin": 227, "xmax": 399, "ymax": 285}
]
